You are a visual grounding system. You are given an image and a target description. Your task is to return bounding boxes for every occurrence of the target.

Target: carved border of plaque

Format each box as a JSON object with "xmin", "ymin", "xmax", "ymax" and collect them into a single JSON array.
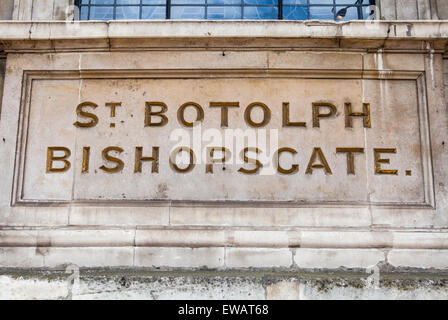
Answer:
[{"xmin": 11, "ymin": 69, "xmax": 435, "ymax": 209}]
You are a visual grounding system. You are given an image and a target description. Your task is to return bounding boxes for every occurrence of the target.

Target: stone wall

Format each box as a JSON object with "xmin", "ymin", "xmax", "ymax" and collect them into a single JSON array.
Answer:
[
  {"xmin": 379, "ymin": 0, "xmax": 433, "ymax": 19},
  {"xmin": 10, "ymin": 0, "xmax": 73, "ymax": 20},
  {"xmin": 0, "ymin": 7, "xmax": 448, "ymax": 300},
  {"xmin": 436, "ymin": 0, "xmax": 448, "ymax": 19},
  {"xmin": 0, "ymin": 0, "xmax": 14, "ymax": 20}
]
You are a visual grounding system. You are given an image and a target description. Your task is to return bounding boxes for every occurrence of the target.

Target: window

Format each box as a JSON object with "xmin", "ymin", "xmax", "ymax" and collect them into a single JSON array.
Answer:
[{"xmin": 75, "ymin": 0, "xmax": 375, "ymax": 21}]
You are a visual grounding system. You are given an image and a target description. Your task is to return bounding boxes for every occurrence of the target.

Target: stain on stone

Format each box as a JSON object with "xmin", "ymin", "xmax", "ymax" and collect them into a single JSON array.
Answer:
[
  {"xmin": 35, "ymin": 247, "xmax": 49, "ymax": 256},
  {"xmin": 155, "ymin": 183, "xmax": 169, "ymax": 198},
  {"xmin": 118, "ymin": 276, "xmax": 131, "ymax": 288},
  {"xmin": 406, "ymin": 24, "xmax": 413, "ymax": 37}
]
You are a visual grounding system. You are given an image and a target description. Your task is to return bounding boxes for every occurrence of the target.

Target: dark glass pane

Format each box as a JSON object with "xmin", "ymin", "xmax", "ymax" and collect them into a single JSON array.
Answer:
[
  {"xmin": 142, "ymin": 6, "xmax": 166, "ymax": 19},
  {"xmin": 283, "ymin": 6, "xmax": 307, "ymax": 20},
  {"xmin": 171, "ymin": 6, "xmax": 205, "ymax": 19},
  {"xmin": 309, "ymin": 6, "xmax": 334, "ymax": 20},
  {"xmin": 208, "ymin": 6, "xmax": 242, "ymax": 19},
  {"xmin": 244, "ymin": 0, "xmax": 278, "ymax": 4},
  {"xmin": 91, "ymin": 0, "xmax": 114, "ymax": 4},
  {"xmin": 209, "ymin": 0, "xmax": 242, "ymax": 4},
  {"xmin": 80, "ymin": 6, "xmax": 89, "ymax": 20},
  {"xmin": 283, "ymin": 0, "xmax": 307, "ymax": 4},
  {"xmin": 171, "ymin": 0, "xmax": 206, "ymax": 4},
  {"xmin": 244, "ymin": 6, "xmax": 278, "ymax": 19},
  {"xmin": 117, "ymin": 0, "xmax": 140, "ymax": 4},
  {"xmin": 90, "ymin": 6, "xmax": 114, "ymax": 20},
  {"xmin": 309, "ymin": 0, "xmax": 332, "ymax": 4},
  {"xmin": 338, "ymin": 0, "xmax": 365, "ymax": 4},
  {"xmin": 116, "ymin": 6, "xmax": 140, "ymax": 19}
]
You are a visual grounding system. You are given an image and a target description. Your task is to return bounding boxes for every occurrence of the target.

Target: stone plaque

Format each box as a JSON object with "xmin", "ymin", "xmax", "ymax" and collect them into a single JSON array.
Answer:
[{"xmin": 13, "ymin": 71, "xmax": 433, "ymax": 206}]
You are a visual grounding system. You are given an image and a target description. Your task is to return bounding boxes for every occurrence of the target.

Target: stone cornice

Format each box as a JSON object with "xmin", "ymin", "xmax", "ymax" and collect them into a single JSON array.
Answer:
[
  {"xmin": 0, "ymin": 20, "xmax": 448, "ymax": 40},
  {"xmin": 0, "ymin": 20, "xmax": 448, "ymax": 53}
]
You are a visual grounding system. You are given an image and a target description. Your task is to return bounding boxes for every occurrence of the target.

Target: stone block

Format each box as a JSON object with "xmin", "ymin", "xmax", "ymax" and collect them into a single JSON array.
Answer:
[
  {"xmin": 135, "ymin": 247, "xmax": 225, "ymax": 268},
  {"xmin": 44, "ymin": 247, "xmax": 134, "ymax": 268},
  {"xmin": 0, "ymin": 247, "xmax": 44, "ymax": 268},
  {"xmin": 388, "ymin": 249, "xmax": 448, "ymax": 269},
  {"xmin": 225, "ymin": 248, "xmax": 292, "ymax": 268},
  {"xmin": 293, "ymin": 249, "xmax": 385, "ymax": 269}
]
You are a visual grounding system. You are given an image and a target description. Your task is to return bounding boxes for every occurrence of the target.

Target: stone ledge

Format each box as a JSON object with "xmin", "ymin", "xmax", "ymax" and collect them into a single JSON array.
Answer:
[
  {"xmin": 1, "ymin": 247, "xmax": 447, "ymax": 270},
  {"xmin": 1, "ymin": 229, "xmax": 448, "ymax": 249},
  {"xmin": 0, "ymin": 20, "xmax": 448, "ymax": 41}
]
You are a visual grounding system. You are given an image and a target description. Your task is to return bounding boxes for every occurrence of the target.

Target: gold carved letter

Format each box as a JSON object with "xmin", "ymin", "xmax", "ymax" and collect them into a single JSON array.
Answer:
[
  {"xmin": 238, "ymin": 147, "xmax": 263, "ymax": 174},
  {"xmin": 282, "ymin": 102, "xmax": 306, "ymax": 127},
  {"xmin": 46, "ymin": 147, "xmax": 71, "ymax": 173},
  {"xmin": 169, "ymin": 147, "xmax": 196, "ymax": 173},
  {"xmin": 100, "ymin": 146, "xmax": 124, "ymax": 173},
  {"xmin": 345, "ymin": 103, "xmax": 371, "ymax": 128},
  {"xmin": 275, "ymin": 147, "xmax": 299, "ymax": 174},
  {"xmin": 105, "ymin": 102, "xmax": 121, "ymax": 117},
  {"xmin": 336, "ymin": 147, "xmax": 364, "ymax": 175},
  {"xmin": 134, "ymin": 147, "xmax": 159, "ymax": 173},
  {"xmin": 82, "ymin": 146, "xmax": 90, "ymax": 173},
  {"xmin": 73, "ymin": 102, "xmax": 99, "ymax": 128},
  {"xmin": 206, "ymin": 147, "xmax": 231, "ymax": 173},
  {"xmin": 306, "ymin": 147, "xmax": 332, "ymax": 175},
  {"xmin": 177, "ymin": 102, "xmax": 204, "ymax": 127},
  {"xmin": 312, "ymin": 102, "xmax": 337, "ymax": 128},
  {"xmin": 210, "ymin": 102, "xmax": 239, "ymax": 127},
  {"xmin": 244, "ymin": 102, "xmax": 271, "ymax": 128},
  {"xmin": 145, "ymin": 102, "xmax": 168, "ymax": 127},
  {"xmin": 374, "ymin": 148, "xmax": 398, "ymax": 175}
]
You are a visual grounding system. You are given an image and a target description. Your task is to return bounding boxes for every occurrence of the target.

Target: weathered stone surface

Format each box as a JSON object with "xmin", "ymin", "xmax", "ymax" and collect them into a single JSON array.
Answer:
[
  {"xmin": 0, "ymin": 20, "xmax": 447, "ymax": 301},
  {"xmin": 31, "ymin": 0, "xmax": 55, "ymax": 21},
  {"xmin": 3, "ymin": 21, "xmax": 448, "ymax": 43},
  {"xmin": 44, "ymin": 247, "xmax": 135, "ymax": 268},
  {"xmin": 293, "ymin": 249, "xmax": 385, "ymax": 269},
  {"xmin": 135, "ymin": 248, "xmax": 225, "ymax": 269},
  {"xmin": 226, "ymin": 248, "xmax": 293, "ymax": 268},
  {"xmin": 436, "ymin": 0, "xmax": 448, "ymax": 19},
  {"xmin": 388, "ymin": 249, "xmax": 448, "ymax": 269},
  {"xmin": 1, "ymin": 270, "xmax": 447, "ymax": 300},
  {"xmin": 396, "ymin": 0, "xmax": 419, "ymax": 20},
  {"xmin": 0, "ymin": 0, "xmax": 14, "ymax": 20},
  {"xmin": 266, "ymin": 280, "xmax": 301, "ymax": 300},
  {"xmin": 14, "ymin": 75, "xmax": 429, "ymax": 204}
]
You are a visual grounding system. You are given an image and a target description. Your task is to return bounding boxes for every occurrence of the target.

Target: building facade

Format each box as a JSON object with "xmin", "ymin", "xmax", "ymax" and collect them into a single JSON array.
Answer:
[{"xmin": 0, "ymin": 0, "xmax": 448, "ymax": 299}]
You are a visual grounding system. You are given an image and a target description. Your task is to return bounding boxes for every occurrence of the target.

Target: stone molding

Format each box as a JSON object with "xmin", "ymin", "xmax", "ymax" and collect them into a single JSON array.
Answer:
[
  {"xmin": 0, "ymin": 20, "xmax": 448, "ymax": 41},
  {"xmin": 1, "ymin": 229, "xmax": 448, "ymax": 250}
]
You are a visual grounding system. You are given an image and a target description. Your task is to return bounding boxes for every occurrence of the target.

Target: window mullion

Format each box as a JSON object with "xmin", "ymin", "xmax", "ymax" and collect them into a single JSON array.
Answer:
[
  {"xmin": 139, "ymin": 0, "xmax": 142, "ymax": 19},
  {"xmin": 279, "ymin": 0, "xmax": 283, "ymax": 20},
  {"xmin": 166, "ymin": 0, "xmax": 171, "ymax": 19}
]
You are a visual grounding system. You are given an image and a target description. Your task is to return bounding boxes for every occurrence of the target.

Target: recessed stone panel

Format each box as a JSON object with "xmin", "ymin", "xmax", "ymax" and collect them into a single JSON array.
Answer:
[{"xmin": 14, "ymin": 71, "xmax": 431, "ymax": 206}]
